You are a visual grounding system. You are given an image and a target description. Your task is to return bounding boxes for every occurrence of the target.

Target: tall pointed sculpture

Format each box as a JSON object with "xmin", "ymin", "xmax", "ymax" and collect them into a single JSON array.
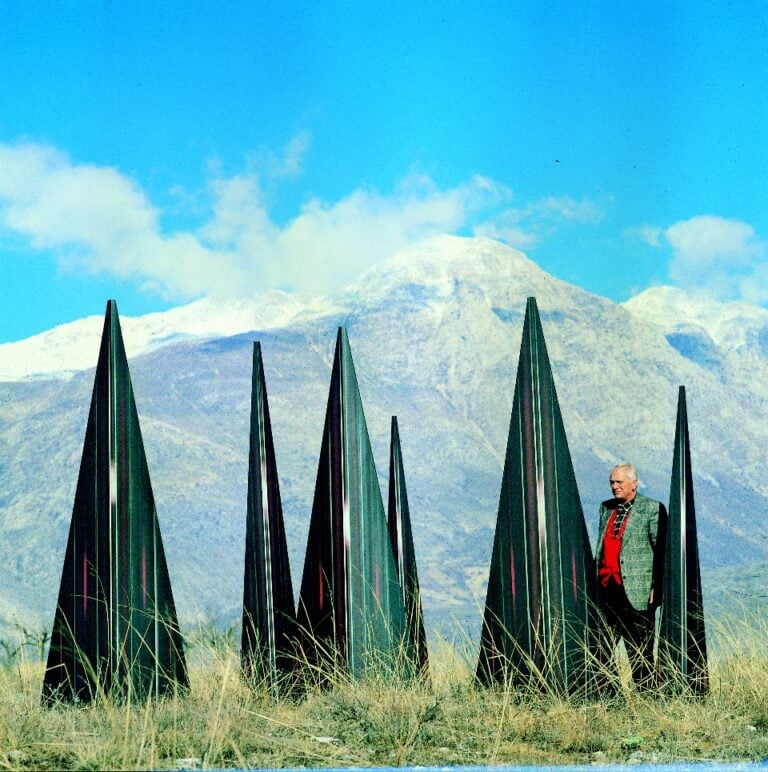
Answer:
[
  {"xmin": 658, "ymin": 386, "xmax": 708, "ymax": 694},
  {"xmin": 43, "ymin": 300, "xmax": 187, "ymax": 703},
  {"xmin": 241, "ymin": 342, "xmax": 297, "ymax": 692},
  {"xmin": 477, "ymin": 297, "xmax": 597, "ymax": 694},
  {"xmin": 297, "ymin": 328, "xmax": 407, "ymax": 678},
  {"xmin": 388, "ymin": 417, "xmax": 429, "ymax": 676}
]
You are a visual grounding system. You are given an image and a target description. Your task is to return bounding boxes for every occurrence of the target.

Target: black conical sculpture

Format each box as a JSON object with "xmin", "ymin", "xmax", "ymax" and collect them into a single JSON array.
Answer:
[
  {"xmin": 658, "ymin": 386, "xmax": 708, "ymax": 694},
  {"xmin": 388, "ymin": 417, "xmax": 428, "ymax": 676},
  {"xmin": 43, "ymin": 300, "xmax": 187, "ymax": 703},
  {"xmin": 477, "ymin": 297, "xmax": 597, "ymax": 694},
  {"xmin": 297, "ymin": 328, "xmax": 407, "ymax": 678},
  {"xmin": 241, "ymin": 342, "xmax": 297, "ymax": 693}
]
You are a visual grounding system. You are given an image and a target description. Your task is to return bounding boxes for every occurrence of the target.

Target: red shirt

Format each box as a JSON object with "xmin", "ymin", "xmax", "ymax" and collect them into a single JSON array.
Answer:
[{"xmin": 598, "ymin": 508, "xmax": 630, "ymax": 587}]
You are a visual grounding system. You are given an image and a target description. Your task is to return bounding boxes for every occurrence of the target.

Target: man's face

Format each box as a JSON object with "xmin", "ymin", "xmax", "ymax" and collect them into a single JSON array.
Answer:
[{"xmin": 610, "ymin": 468, "xmax": 638, "ymax": 502}]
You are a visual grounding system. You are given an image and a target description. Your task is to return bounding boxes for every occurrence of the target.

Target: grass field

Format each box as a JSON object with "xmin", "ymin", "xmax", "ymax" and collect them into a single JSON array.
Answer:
[{"xmin": 2, "ymin": 610, "xmax": 768, "ymax": 771}]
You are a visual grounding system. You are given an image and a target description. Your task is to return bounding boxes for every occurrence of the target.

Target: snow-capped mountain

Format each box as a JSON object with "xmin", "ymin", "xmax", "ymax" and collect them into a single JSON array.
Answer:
[
  {"xmin": 0, "ymin": 291, "xmax": 341, "ymax": 381},
  {"xmin": 625, "ymin": 285, "xmax": 768, "ymax": 351},
  {"xmin": 2, "ymin": 235, "xmax": 767, "ymax": 641}
]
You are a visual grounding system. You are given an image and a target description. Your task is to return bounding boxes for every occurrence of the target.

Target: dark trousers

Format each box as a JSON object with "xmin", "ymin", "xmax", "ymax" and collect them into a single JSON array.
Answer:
[{"xmin": 600, "ymin": 580, "xmax": 656, "ymax": 690}]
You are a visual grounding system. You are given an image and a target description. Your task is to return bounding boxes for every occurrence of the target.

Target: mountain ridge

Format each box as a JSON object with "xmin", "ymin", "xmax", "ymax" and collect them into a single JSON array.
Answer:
[{"xmin": 0, "ymin": 290, "xmax": 341, "ymax": 381}]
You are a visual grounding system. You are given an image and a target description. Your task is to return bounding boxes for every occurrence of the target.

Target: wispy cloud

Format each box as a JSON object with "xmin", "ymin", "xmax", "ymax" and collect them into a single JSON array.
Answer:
[
  {"xmin": 0, "ymin": 139, "xmax": 595, "ymax": 300},
  {"xmin": 640, "ymin": 214, "xmax": 768, "ymax": 302},
  {"xmin": 540, "ymin": 195, "xmax": 604, "ymax": 222},
  {"xmin": 278, "ymin": 130, "xmax": 312, "ymax": 177},
  {"xmin": 474, "ymin": 195, "xmax": 604, "ymax": 249},
  {"xmin": 632, "ymin": 224, "xmax": 663, "ymax": 248}
]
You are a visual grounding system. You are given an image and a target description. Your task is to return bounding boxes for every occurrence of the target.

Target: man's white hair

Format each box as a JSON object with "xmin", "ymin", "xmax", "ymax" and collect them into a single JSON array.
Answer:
[{"xmin": 612, "ymin": 463, "xmax": 638, "ymax": 482}]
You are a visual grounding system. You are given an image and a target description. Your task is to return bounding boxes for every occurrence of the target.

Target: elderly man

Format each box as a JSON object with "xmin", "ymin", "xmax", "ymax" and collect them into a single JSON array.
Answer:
[{"xmin": 596, "ymin": 463, "xmax": 667, "ymax": 689}]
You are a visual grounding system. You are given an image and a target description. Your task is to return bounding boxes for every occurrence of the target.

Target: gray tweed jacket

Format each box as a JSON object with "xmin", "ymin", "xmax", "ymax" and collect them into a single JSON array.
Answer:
[{"xmin": 596, "ymin": 493, "xmax": 667, "ymax": 611}]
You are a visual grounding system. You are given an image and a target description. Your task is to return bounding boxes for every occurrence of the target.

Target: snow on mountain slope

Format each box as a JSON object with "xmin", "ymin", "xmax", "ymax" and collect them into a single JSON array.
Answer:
[
  {"xmin": 0, "ymin": 291, "xmax": 342, "ymax": 381},
  {"xmin": 347, "ymin": 235, "xmax": 588, "ymax": 311},
  {"xmin": 625, "ymin": 285, "xmax": 768, "ymax": 351}
]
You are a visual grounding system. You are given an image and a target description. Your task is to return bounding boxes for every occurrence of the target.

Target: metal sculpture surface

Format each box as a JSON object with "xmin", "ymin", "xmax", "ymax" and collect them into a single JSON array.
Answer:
[
  {"xmin": 43, "ymin": 300, "xmax": 187, "ymax": 703},
  {"xmin": 388, "ymin": 416, "xmax": 429, "ymax": 676},
  {"xmin": 477, "ymin": 297, "xmax": 597, "ymax": 693},
  {"xmin": 658, "ymin": 386, "xmax": 708, "ymax": 694},
  {"xmin": 297, "ymin": 328, "xmax": 407, "ymax": 678},
  {"xmin": 241, "ymin": 342, "xmax": 297, "ymax": 692}
]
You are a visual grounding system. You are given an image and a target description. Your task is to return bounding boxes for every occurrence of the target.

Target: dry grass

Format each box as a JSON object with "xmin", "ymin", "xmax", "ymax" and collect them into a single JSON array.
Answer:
[{"xmin": 1, "ymin": 614, "xmax": 768, "ymax": 770}]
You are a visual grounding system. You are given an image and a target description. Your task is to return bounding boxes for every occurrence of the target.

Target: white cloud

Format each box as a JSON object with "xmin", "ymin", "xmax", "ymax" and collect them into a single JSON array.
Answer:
[
  {"xmin": 0, "ymin": 142, "xmax": 226, "ymax": 298},
  {"xmin": 666, "ymin": 215, "xmax": 761, "ymax": 269},
  {"xmin": 195, "ymin": 168, "xmax": 510, "ymax": 293},
  {"xmin": 0, "ymin": 139, "xmax": 599, "ymax": 300},
  {"xmin": 651, "ymin": 215, "xmax": 768, "ymax": 302}
]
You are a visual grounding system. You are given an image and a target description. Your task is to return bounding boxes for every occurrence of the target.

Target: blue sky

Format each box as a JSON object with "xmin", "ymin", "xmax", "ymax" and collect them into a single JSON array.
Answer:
[{"xmin": 1, "ymin": 1, "xmax": 767, "ymax": 342}]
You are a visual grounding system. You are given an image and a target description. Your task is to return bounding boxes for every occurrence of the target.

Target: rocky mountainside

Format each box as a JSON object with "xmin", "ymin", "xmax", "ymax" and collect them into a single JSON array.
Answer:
[{"xmin": 2, "ymin": 235, "xmax": 768, "ymax": 642}]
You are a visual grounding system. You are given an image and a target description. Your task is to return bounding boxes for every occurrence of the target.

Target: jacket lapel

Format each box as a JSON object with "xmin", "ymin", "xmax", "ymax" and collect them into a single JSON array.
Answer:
[{"xmin": 622, "ymin": 494, "xmax": 647, "ymax": 549}]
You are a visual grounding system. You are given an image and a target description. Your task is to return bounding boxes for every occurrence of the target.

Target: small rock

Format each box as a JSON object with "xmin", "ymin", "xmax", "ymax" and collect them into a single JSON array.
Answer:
[
  {"xmin": 174, "ymin": 758, "xmax": 202, "ymax": 770},
  {"xmin": 747, "ymin": 725, "xmax": 758, "ymax": 733},
  {"xmin": 628, "ymin": 750, "xmax": 645, "ymax": 765},
  {"xmin": 6, "ymin": 750, "xmax": 27, "ymax": 763},
  {"xmin": 313, "ymin": 736, "xmax": 339, "ymax": 745}
]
